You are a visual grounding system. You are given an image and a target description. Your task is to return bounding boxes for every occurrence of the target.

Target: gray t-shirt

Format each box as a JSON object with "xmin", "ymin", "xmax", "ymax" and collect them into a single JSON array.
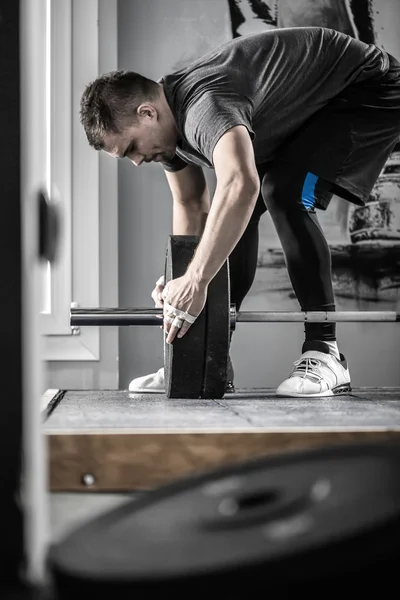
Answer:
[{"xmin": 160, "ymin": 26, "xmax": 389, "ymax": 172}]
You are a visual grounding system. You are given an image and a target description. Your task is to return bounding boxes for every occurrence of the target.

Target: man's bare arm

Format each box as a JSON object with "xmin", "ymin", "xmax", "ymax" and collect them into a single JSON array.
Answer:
[
  {"xmin": 185, "ymin": 125, "xmax": 260, "ymax": 284},
  {"xmin": 164, "ymin": 164, "xmax": 210, "ymax": 235}
]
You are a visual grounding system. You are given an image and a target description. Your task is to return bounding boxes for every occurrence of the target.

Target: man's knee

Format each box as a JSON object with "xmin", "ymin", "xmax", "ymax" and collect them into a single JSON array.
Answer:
[
  {"xmin": 261, "ymin": 162, "xmax": 292, "ymax": 211},
  {"xmin": 249, "ymin": 188, "xmax": 268, "ymax": 222},
  {"xmin": 261, "ymin": 172, "xmax": 277, "ymax": 210}
]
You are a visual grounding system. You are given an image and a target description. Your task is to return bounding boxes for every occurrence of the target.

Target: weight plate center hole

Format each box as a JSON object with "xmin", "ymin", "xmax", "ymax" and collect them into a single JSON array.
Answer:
[{"xmin": 218, "ymin": 488, "xmax": 280, "ymax": 517}]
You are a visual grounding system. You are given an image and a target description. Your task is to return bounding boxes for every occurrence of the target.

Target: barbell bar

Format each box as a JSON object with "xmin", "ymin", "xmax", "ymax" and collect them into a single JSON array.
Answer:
[{"xmin": 70, "ymin": 306, "xmax": 400, "ymax": 328}]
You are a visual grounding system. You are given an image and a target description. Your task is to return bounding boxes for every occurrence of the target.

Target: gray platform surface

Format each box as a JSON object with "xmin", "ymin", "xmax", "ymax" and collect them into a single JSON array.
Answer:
[{"xmin": 43, "ymin": 387, "xmax": 400, "ymax": 431}]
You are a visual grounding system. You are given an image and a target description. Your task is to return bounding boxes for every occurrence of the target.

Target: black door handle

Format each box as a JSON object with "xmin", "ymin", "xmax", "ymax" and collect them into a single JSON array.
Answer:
[{"xmin": 38, "ymin": 189, "xmax": 61, "ymax": 263}]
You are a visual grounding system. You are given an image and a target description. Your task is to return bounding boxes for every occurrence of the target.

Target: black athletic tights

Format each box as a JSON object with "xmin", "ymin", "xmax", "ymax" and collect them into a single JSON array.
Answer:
[{"xmin": 228, "ymin": 161, "xmax": 336, "ymax": 343}]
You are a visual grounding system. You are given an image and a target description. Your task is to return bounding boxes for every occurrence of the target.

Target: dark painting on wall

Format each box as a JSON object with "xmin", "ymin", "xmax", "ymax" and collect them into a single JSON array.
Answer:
[{"xmin": 226, "ymin": 0, "xmax": 400, "ymax": 312}]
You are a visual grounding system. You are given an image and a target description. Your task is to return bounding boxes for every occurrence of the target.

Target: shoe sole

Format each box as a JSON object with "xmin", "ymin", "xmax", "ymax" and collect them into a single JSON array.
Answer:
[
  {"xmin": 276, "ymin": 383, "xmax": 352, "ymax": 398},
  {"xmin": 128, "ymin": 389, "xmax": 164, "ymax": 393}
]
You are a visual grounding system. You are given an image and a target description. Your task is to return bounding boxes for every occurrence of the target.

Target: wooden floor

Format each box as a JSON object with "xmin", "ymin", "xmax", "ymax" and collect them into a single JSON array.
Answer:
[{"xmin": 42, "ymin": 387, "xmax": 400, "ymax": 492}]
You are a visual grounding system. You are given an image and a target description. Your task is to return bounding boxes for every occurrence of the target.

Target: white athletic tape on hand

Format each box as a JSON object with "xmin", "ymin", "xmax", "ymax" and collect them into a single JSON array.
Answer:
[
  {"xmin": 164, "ymin": 302, "xmax": 197, "ymax": 324},
  {"xmin": 172, "ymin": 316, "xmax": 184, "ymax": 329},
  {"xmin": 156, "ymin": 275, "xmax": 165, "ymax": 287}
]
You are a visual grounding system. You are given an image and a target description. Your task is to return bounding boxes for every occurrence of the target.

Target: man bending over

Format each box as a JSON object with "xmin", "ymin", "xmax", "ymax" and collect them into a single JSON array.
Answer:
[{"xmin": 80, "ymin": 26, "xmax": 400, "ymax": 397}]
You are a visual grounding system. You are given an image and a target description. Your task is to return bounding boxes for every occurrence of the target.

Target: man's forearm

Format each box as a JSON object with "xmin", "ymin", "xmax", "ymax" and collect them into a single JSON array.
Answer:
[
  {"xmin": 186, "ymin": 179, "xmax": 259, "ymax": 284},
  {"xmin": 173, "ymin": 197, "xmax": 209, "ymax": 236}
]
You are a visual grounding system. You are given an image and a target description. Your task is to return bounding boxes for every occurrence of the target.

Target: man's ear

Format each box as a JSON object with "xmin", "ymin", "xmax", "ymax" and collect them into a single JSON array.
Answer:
[{"xmin": 137, "ymin": 103, "xmax": 157, "ymax": 120}]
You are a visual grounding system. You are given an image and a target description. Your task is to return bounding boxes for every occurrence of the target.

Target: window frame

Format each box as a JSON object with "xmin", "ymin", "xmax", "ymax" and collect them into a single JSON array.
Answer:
[{"xmin": 42, "ymin": 0, "xmax": 102, "ymax": 361}]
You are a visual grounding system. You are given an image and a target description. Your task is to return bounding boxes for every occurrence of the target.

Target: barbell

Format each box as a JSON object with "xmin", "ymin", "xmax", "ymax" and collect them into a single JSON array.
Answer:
[
  {"xmin": 70, "ymin": 306, "xmax": 400, "ymax": 327},
  {"xmin": 70, "ymin": 235, "xmax": 399, "ymax": 399}
]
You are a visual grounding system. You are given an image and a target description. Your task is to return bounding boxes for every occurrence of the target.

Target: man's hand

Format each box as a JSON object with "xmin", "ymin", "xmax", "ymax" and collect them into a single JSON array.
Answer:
[{"xmin": 162, "ymin": 275, "xmax": 208, "ymax": 344}]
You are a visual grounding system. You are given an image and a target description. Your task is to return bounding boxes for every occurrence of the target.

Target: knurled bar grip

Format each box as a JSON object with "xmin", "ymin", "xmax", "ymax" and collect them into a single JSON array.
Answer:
[
  {"xmin": 70, "ymin": 307, "xmax": 400, "ymax": 326},
  {"xmin": 236, "ymin": 311, "xmax": 400, "ymax": 322}
]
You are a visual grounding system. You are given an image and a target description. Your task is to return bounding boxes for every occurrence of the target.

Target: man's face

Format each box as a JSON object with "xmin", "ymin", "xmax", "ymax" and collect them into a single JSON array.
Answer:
[{"xmin": 103, "ymin": 105, "xmax": 177, "ymax": 166}]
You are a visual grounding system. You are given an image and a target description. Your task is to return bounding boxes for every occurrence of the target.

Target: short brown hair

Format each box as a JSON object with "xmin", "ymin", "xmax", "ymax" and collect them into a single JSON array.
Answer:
[{"xmin": 80, "ymin": 70, "xmax": 159, "ymax": 149}]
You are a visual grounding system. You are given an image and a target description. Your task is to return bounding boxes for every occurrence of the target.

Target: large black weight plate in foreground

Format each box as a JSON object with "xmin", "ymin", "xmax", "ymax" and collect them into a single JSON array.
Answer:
[
  {"xmin": 202, "ymin": 257, "xmax": 230, "ymax": 398},
  {"xmin": 48, "ymin": 442, "xmax": 400, "ymax": 597},
  {"xmin": 164, "ymin": 235, "xmax": 206, "ymax": 398}
]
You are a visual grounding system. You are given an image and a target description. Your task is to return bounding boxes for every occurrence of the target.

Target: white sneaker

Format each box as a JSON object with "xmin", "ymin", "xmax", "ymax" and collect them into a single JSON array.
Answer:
[
  {"xmin": 128, "ymin": 367, "xmax": 165, "ymax": 393},
  {"xmin": 128, "ymin": 358, "xmax": 235, "ymax": 394},
  {"xmin": 276, "ymin": 344, "xmax": 351, "ymax": 397}
]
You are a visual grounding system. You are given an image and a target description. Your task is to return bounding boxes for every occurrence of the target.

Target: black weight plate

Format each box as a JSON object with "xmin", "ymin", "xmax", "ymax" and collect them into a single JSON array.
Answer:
[
  {"xmin": 164, "ymin": 235, "xmax": 206, "ymax": 398},
  {"xmin": 202, "ymin": 258, "xmax": 230, "ymax": 399},
  {"xmin": 48, "ymin": 442, "xmax": 400, "ymax": 596}
]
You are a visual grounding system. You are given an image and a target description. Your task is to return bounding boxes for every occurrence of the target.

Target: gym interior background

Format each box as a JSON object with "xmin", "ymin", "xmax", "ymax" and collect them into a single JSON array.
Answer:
[
  {"xmin": 2, "ymin": 0, "xmax": 400, "ymax": 598},
  {"xmin": 43, "ymin": 0, "xmax": 400, "ymax": 393}
]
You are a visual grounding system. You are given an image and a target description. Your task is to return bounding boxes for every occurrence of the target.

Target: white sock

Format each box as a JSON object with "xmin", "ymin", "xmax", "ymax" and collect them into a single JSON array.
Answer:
[{"xmin": 324, "ymin": 340, "xmax": 340, "ymax": 360}]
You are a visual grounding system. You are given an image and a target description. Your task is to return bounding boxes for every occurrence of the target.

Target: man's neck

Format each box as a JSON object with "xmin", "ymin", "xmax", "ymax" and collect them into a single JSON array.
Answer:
[{"xmin": 158, "ymin": 83, "xmax": 179, "ymax": 135}]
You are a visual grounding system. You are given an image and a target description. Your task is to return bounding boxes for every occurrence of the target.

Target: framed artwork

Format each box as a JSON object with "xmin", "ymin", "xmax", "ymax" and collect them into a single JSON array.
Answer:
[{"xmin": 226, "ymin": 0, "xmax": 400, "ymax": 311}]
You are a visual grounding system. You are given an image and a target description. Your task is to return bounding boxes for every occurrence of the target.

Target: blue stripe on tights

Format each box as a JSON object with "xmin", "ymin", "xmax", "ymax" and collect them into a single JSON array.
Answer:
[{"xmin": 301, "ymin": 172, "xmax": 318, "ymax": 210}]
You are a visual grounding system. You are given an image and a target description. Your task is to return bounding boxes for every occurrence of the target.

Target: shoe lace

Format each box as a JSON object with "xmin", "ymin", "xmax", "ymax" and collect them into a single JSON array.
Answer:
[{"xmin": 291, "ymin": 357, "xmax": 324, "ymax": 384}]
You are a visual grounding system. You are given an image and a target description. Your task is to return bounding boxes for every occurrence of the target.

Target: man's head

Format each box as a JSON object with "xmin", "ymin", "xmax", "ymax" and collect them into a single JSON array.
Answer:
[{"xmin": 80, "ymin": 70, "xmax": 178, "ymax": 165}]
